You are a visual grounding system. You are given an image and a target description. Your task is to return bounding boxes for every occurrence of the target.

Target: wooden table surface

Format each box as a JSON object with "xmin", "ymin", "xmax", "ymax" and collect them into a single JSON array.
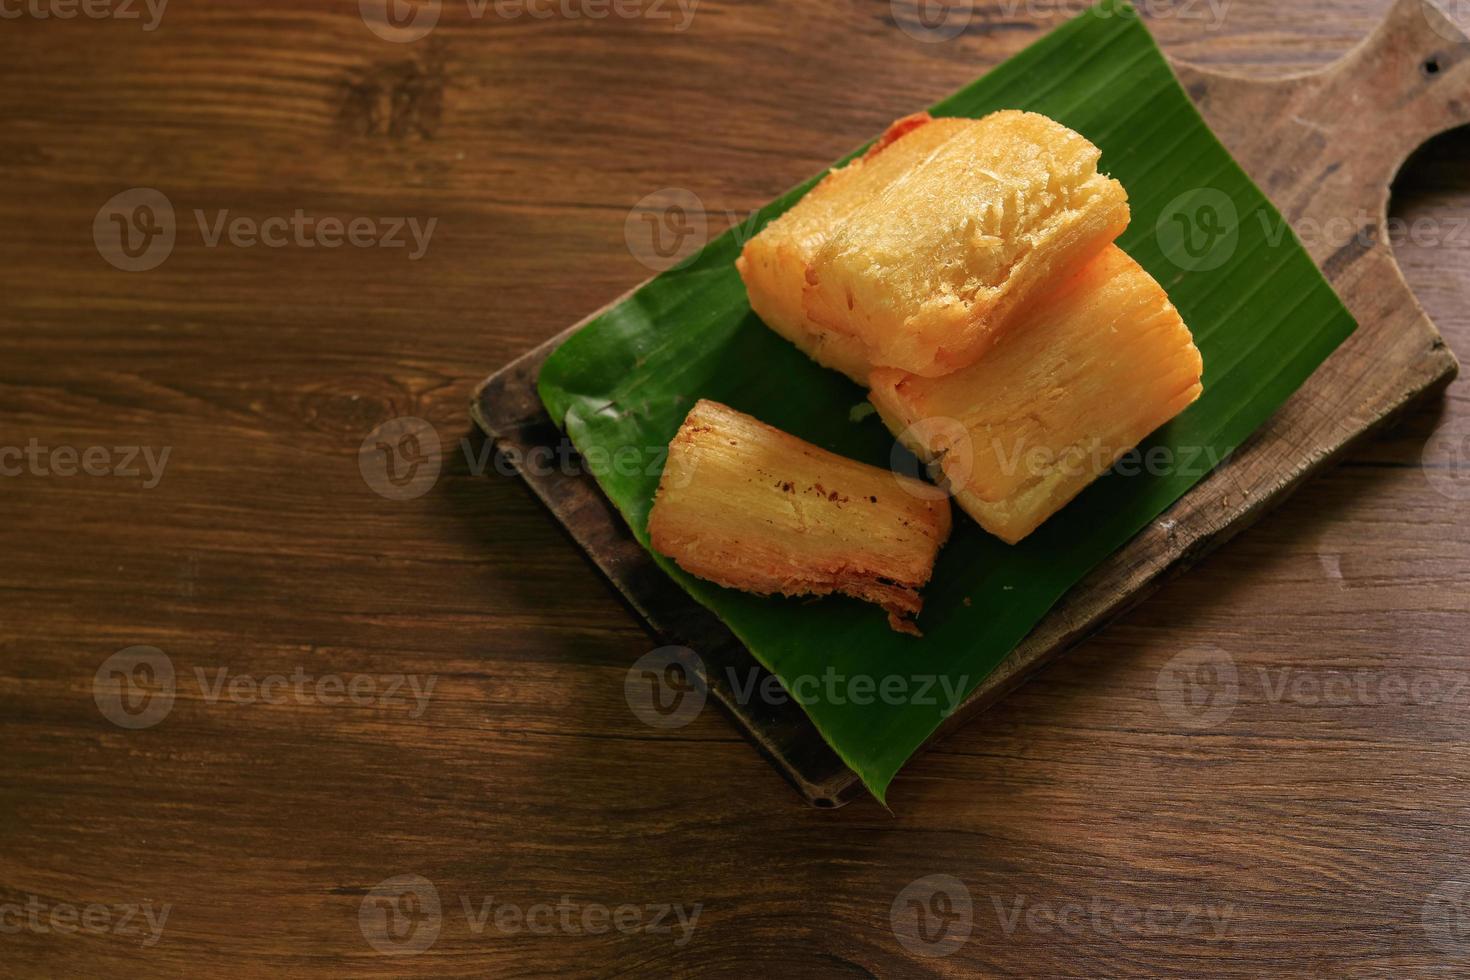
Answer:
[{"xmin": 3, "ymin": 0, "xmax": 1468, "ymax": 976}]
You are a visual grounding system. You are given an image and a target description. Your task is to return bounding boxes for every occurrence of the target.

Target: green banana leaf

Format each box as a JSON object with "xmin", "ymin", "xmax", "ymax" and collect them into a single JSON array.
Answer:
[{"xmin": 537, "ymin": 1, "xmax": 1356, "ymax": 802}]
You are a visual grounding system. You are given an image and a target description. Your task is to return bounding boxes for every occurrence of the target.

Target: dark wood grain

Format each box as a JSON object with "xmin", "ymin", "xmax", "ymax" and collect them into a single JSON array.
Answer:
[
  {"xmin": 472, "ymin": 340, "xmax": 870, "ymax": 806},
  {"xmin": 474, "ymin": 0, "xmax": 1464, "ymax": 807},
  {"xmin": 2, "ymin": 0, "xmax": 1469, "ymax": 976}
]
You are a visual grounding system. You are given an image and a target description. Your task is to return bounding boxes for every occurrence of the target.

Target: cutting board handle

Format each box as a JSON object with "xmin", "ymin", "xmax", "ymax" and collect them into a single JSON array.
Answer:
[
  {"xmin": 1313, "ymin": 0, "xmax": 1470, "ymax": 161},
  {"xmin": 1173, "ymin": 0, "xmax": 1470, "ymax": 262}
]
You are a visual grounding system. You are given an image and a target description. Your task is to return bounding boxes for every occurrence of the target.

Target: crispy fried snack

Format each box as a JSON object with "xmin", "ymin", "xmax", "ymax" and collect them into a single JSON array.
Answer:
[
  {"xmin": 869, "ymin": 247, "xmax": 1203, "ymax": 544},
  {"xmin": 735, "ymin": 113, "xmax": 968, "ymax": 383},
  {"xmin": 647, "ymin": 399, "xmax": 952, "ymax": 634},
  {"xmin": 804, "ymin": 110, "xmax": 1130, "ymax": 377}
]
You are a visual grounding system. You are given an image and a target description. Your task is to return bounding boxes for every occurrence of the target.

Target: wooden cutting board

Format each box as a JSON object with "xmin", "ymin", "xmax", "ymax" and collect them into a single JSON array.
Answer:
[{"xmin": 472, "ymin": 0, "xmax": 1464, "ymax": 806}]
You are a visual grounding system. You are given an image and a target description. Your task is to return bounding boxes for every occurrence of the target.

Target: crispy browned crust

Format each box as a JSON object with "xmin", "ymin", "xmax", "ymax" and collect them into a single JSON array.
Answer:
[
  {"xmin": 803, "ymin": 110, "xmax": 1131, "ymax": 378},
  {"xmin": 647, "ymin": 400, "xmax": 951, "ymax": 634},
  {"xmin": 868, "ymin": 246, "xmax": 1203, "ymax": 543},
  {"xmin": 735, "ymin": 112, "xmax": 964, "ymax": 384}
]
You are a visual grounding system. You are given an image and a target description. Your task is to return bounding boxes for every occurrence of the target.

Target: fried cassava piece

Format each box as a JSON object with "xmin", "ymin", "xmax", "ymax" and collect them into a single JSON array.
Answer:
[
  {"xmin": 734, "ymin": 112, "xmax": 966, "ymax": 383},
  {"xmin": 869, "ymin": 246, "xmax": 1204, "ymax": 544},
  {"xmin": 647, "ymin": 400, "xmax": 952, "ymax": 634},
  {"xmin": 794, "ymin": 110, "xmax": 1129, "ymax": 378}
]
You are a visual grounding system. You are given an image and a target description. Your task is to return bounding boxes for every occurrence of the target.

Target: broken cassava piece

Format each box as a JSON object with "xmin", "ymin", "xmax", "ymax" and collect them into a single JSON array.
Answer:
[{"xmin": 647, "ymin": 399, "xmax": 952, "ymax": 634}]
